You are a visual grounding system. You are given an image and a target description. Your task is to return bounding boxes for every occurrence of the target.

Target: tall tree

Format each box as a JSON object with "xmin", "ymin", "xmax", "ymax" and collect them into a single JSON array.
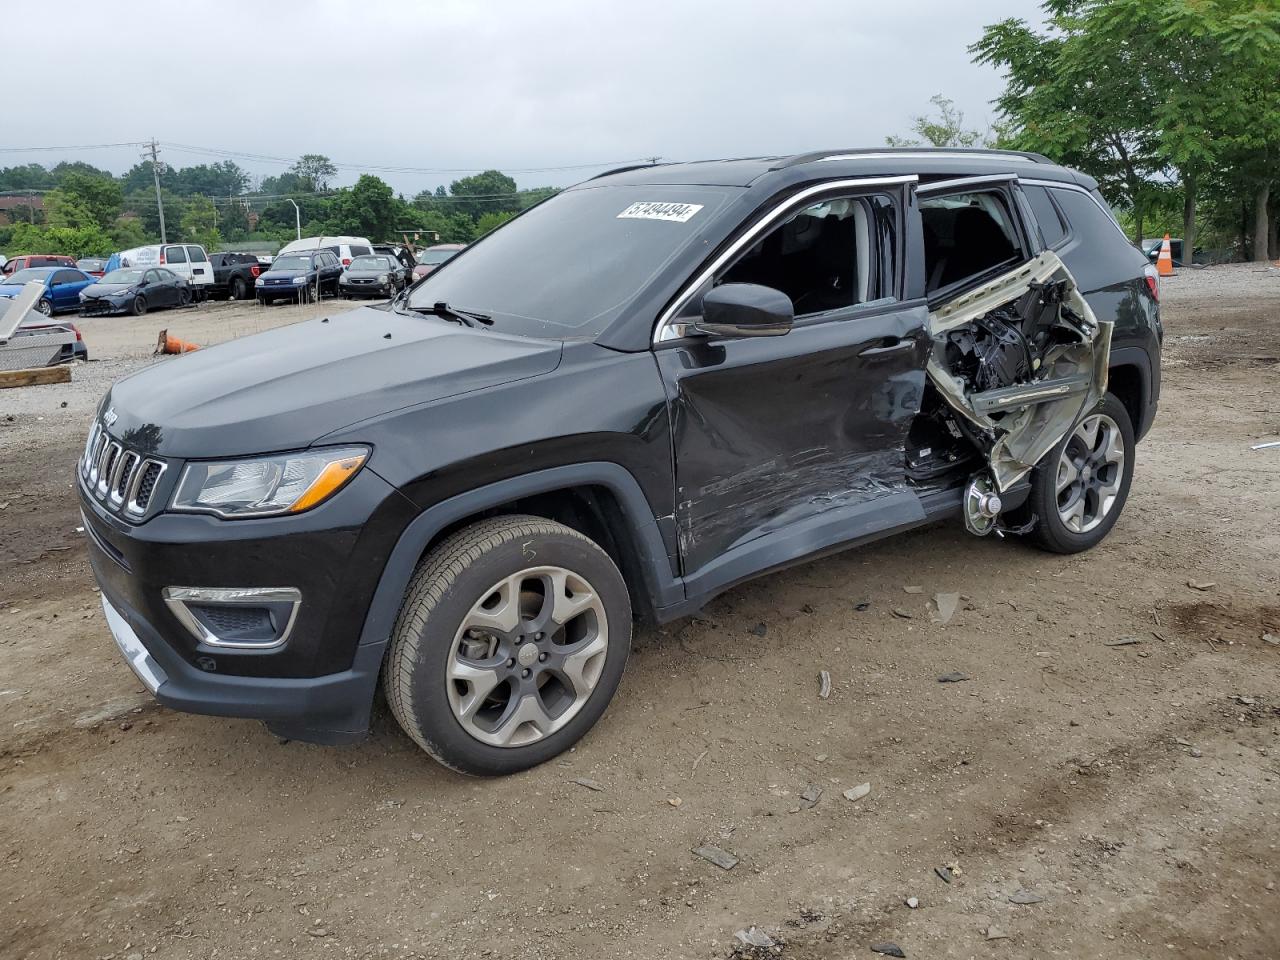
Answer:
[
  {"xmin": 446, "ymin": 170, "xmax": 520, "ymax": 221},
  {"xmin": 291, "ymin": 154, "xmax": 338, "ymax": 192},
  {"xmin": 887, "ymin": 95, "xmax": 988, "ymax": 148}
]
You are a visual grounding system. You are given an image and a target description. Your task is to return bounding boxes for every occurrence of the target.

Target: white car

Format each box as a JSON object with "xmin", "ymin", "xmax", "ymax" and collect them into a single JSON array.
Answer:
[{"xmin": 279, "ymin": 235, "xmax": 374, "ymax": 268}]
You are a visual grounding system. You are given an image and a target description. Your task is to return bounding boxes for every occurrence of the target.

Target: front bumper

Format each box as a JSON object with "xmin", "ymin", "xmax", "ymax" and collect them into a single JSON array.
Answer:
[
  {"xmin": 340, "ymin": 281, "xmax": 393, "ymax": 298},
  {"xmin": 80, "ymin": 465, "xmax": 417, "ymax": 743}
]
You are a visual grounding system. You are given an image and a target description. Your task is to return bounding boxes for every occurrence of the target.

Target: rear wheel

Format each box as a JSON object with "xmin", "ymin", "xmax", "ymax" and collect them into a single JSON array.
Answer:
[
  {"xmin": 178, "ymin": 287, "xmax": 192, "ymax": 307},
  {"xmin": 230, "ymin": 277, "xmax": 247, "ymax": 300},
  {"xmin": 1027, "ymin": 393, "xmax": 1134, "ymax": 553},
  {"xmin": 130, "ymin": 295, "xmax": 147, "ymax": 317},
  {"xmin": 384, "ymin": 516, "xmax": 632, "ymax": 776}
]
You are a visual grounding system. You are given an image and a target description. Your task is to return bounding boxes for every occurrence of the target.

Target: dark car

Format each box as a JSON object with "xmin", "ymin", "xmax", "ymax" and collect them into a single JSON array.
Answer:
[
  {"xmin": 371, "ymin": 244, "xmax": 416, "ymax": 285},
  {"xmin": 339, "ymin": 254, "xmax": 406, "ymax": 299},
  {"xmin": 79, "ymin": 267, "xmax": 192, "ymax": 317},
  {"xmin": 77, "ymin": 257, "xmax": 108, "ymax": 278},
  {"xmin": 208, "ymin": 252, "xmax": 265, "ymax": 301},
  {"xmin": 79, "ymin": 148, "xmax": 1160, "ymax": 776},
  {"xmin": 0, "ymin": 266, "xmax": 96, "ymax": 315},
  {"xmin": 255, "ymin": 251, "xmax": 342, "ymax": 305},
  {"xmin": 410, "ymin": 243, "xmax": 465, "ymax": 280}
]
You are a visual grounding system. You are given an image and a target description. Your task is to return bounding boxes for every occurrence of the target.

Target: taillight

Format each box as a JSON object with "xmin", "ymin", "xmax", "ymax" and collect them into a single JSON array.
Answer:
[
  {"xmin": 342, "ymin": 258, "xmax": 351, "ymax": 266},
  {"xmin": 159, "ymin": 252, "xmax": 166, "ymax": 265},
  {"xmin": 1143, "ymin": 265, "xmax": 1160, "ymax": 302},
  {"xmin": 251, "ymin": 265, "xmax": 261, "ymax": 277},
  {"xmin": 71, "ymin": 324, "xmax": 82, "ymax": 341}
]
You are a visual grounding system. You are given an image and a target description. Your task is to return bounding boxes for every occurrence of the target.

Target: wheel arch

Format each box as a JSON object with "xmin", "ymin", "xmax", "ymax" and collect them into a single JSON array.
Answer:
[
  {"xmin": 357, "ymin": 463, "xmax": 681, "ymax": 655},
  {"xmin": 1106, "ymin": 347, "xmax": 1151, "ymax": 438}
]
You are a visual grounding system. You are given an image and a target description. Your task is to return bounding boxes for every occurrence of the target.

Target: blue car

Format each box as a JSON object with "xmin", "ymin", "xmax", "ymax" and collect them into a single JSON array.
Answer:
[{"xmin": 0, "ymin": 266, "xmax": 97, "ymax": 315}]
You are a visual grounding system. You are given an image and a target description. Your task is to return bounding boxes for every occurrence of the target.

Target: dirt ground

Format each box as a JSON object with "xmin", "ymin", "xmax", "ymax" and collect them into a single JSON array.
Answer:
[{"xmin": 2, "ymin": 269, "xmax": 1278, "ymax": 960}]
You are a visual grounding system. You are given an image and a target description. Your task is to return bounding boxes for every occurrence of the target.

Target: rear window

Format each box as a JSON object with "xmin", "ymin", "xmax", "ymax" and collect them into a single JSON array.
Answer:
[
  {"xmin": 186, "ymin": 245, "xmax": 207, "ymax": 263},
  {"xmin": 1024, "ymin": 186, "xmax": 1067, "ymax": 248},
  {"xmin": 165, "ymin": 246, "xmax": 188, "ymax": 264},
  {"xmin": 348, "ymin": 245, "xmax": 371, "ymax": 257}
]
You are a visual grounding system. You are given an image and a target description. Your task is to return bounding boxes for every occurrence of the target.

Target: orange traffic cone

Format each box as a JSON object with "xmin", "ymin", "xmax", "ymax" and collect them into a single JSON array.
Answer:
[
  {"xmin": 1156, "ymin": 233, "xmax": 1175, "ymax": 278},
  {"xmin": 154, "ymin": 329, "xmax": 200, "ymax": 354}
]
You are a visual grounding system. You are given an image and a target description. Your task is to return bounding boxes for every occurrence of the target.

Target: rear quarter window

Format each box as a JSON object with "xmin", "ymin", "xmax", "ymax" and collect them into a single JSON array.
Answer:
[{"xmin": 1023, "ymin": 185, "xmax": 1067, "ymax": 248}]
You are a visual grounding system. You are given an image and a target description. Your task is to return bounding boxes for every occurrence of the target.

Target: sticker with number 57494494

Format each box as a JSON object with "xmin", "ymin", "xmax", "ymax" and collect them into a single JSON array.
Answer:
[{"xmin": 617, "ymin": 201, "xmax": 704, "ymax": 223}]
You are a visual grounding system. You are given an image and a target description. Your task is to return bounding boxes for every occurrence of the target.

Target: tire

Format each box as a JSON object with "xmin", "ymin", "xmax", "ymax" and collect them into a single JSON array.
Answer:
[
  {"xmin": 1026, "ymin": 393, "xmax": 1135, "ymax": 554},
  {"xmin": 230, "ymin": 277, "xmax": 247, "ymax": 301},
  {"xmin": 384, "ymin": 515, "xmax": 633, "ymax": 776},
  {"xmin": 178, "ymin": 287, "xmax": 192, "ymax": 307},
  {"xmin": 37, "ymin": 298, "xmax": 53, "ymax": 316},
  {"xmin": 130, "ymin": 295, "xmax": 147, "ymax": 317}
]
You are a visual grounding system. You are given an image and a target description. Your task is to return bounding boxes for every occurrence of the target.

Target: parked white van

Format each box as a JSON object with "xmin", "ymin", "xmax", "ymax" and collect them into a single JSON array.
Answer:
[
  {"xmin": 279, "ymin": 236, "xmax": 373, "ymax": 267},
  {"xmin": 118, "ymin": 244, "xmax": 214, "ymax": 297}
]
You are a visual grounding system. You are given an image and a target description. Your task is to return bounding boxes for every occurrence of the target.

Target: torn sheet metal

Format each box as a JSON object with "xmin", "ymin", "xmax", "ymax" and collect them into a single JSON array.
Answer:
[{"xmin": 927, "ymin": 251, "xmax": 1112, "ymax": 492}]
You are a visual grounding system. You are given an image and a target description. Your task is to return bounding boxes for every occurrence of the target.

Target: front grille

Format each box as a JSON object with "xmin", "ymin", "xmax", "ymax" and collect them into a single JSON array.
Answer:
[{"xmin": 80, "ymin": 418, "xmax": 167, "ymax": 519}]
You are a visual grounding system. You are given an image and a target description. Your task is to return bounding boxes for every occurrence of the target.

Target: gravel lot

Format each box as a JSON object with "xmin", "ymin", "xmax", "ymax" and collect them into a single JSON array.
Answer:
[{"xmin": 2, "ymin": 267, "xmax": 1279, "ymax": 959}]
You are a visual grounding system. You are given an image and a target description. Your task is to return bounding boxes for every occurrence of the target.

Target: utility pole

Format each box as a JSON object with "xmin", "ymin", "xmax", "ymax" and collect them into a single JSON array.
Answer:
[
  {"xmin": 146, "ymin": 139, "xmax": 167, "ymax": 243},
  {"xmin": 286, "ymin": 199, "xmax": 301, "ymax": 240}
]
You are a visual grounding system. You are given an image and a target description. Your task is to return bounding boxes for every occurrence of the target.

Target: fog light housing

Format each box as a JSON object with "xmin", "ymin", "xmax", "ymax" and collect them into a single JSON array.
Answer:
[{"xmin": 163, "ymin": 587, "xmax": 301, "ymax": 649}]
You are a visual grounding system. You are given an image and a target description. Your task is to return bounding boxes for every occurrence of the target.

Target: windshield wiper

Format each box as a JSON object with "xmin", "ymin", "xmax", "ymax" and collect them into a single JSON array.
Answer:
[{"xmin": 397, "ymin": 300, "xmax": 492, "ymax": 327}]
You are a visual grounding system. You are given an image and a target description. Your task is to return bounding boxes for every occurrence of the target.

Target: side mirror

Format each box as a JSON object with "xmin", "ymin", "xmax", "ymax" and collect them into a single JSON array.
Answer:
[{"xmin": 693, "ymin": 283, "xmax": 794, "ymax": 338}]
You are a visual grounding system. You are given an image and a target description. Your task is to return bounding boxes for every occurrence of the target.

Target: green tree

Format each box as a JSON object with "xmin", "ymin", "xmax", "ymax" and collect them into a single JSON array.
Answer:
[
  {"xmin": 291, "ymin": 154, "xmax": 338, "ymax": 192},
  {"xmin": 475, "ymin": 210, "xmax": 516, "ymax": 235},
  {"xmin": 887, "ymin": 95, "xmax": 988, "ymax": 148},
  {"xmin": 180, "ymin": 194, "xmax": 222, "ymax": 250},
  {"xmin": 44, "ymin": 189, "xmax": 98, "ymax": 229},
  {"xmin": 49, "ymin": 172, "xmax": 123, "ymax": 230},
  {"xmin": 110, "ymin": 216, "xmax": 149, "ymax": 250},
  {"xmin": 171, "ymin": 161, "xmax": 251, "ymax": 198},
  {"xmin": 446, "ymin": 170, "xmax": 520, "ymax": 221},
  {"xmin": 329, "ymin": 175, "xmax": 397, "ymax": 238}
]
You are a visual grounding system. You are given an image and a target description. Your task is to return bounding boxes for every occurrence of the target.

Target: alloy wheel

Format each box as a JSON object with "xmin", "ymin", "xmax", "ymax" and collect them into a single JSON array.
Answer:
[
  {"xmin": 447, "ymin": 566, "xmax": 609, "ymax": 748},
  {"xmin": 1055, "ymin": 413, "xmax": 1125, "ymax": 534}
]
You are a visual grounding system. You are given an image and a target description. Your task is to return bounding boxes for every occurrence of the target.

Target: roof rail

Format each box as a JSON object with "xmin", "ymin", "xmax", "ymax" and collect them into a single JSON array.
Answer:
[
  {"xmin": 589, "ymin": 161, "xmax": 668, "ymax": 181},
  {"xmin": 771, "ymin": 147, "xmax": 1053, "ymax": 169}
]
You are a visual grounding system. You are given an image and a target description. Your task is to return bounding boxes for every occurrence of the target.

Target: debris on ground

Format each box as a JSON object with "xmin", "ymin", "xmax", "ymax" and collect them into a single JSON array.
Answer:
[
  {"xmin": 903, "ymin": 585, "xmax": 923, "ymax": 594},
  {"xmin": 1008, "ymin": 889, "xmax": 1045, "ymax": 905},
  {"xmin": 854, "ymin": 601, "xmax": 871, "ymax": 612},
  {"xmin": 154, "ymin": 329, "xmax": 200, "ymax": 354},
  {"xmin": 667, "ymin": 797, "xmax": 683, "ymax": 808},
  {"xmin": 819, "ymin": 670, "xmax": 832, "ymax": 700},
  {"xmin": 985, "ymin": 926, "xmax": 1010, "ymax": 940},
  {"xmin": 1186, "ymin": 580, "xmax": 1217, "ymax": 591},
  {"xmin": 905, "ymin": 896, "xmax": 919, "ymax": 909},
  {"xmin": 1104, "ymin": 636, "xmax": 1142, "ymax": 647},
  {"xmin": 843, "ymin": 783, "xmax": 871, "ymax": 802},
  {"xmin": 750, "ymin": 622, "xmax": 768, "ymax": 637},
  {"xmin": 934, "ymin": 866, "xmax": 954, "ymax": 883},
  {"xmin": 799, "ymin": 785, "xmax": 823, "ymax": 808},
  {"xmin": 734, "ymin": 927, "xmax": 775, "ymax": 948},
  {"xmin": 571, "ymin": 777, "xmax": 604, "ymax": 792},
  {"xmin": 693, "ymin": 845, "xmax": 739, "ymax": 870},
  {"xmin": 937, "ymin": 671, "xmax": 970, "ymax": 683},
  {"xmin": 1263, "ymin": 633, "xmax": 1279, "ymax": 646},
  {"xmin": 931, "ymin": 592, "xmax": 960, "ymax": 624},
  {"xmin": 891, "ymin": 607, "xmax": 913, "ymax": 620},
  {"xmin": 871, "ymin": 941, "xmax": 906, "ymax": 957}
]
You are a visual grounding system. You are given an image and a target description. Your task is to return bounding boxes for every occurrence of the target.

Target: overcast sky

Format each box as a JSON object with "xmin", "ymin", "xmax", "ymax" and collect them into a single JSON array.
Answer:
[{"xmin": 1, "ymin": 0, "xmax": 1043, "ymax": 196}]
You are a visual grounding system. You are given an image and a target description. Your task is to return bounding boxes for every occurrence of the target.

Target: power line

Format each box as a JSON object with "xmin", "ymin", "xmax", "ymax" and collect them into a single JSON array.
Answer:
[
  {"xmin": 160, "ymin": 141, "xmax": 655, "ymax": 175},
  {"xmin": 0, "ymin": 142, "xmax": 147, "ymax": 154}
]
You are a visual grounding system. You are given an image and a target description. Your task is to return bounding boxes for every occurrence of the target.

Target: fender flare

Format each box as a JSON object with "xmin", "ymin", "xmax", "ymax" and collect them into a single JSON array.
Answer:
[
  {"xmin": 356, "ymin": 462, "xmax": 681, "ymax": 652},
  {"xmin": 1107, "ymin": 345, "xmax": 1156, "ymax": 438}
]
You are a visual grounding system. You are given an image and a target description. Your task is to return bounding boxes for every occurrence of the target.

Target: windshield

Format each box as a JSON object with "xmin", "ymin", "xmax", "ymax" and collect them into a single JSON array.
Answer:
[
  {"xmin": 101, "ymin": 269, "xmax": 144, "ymax": 285},
  {"xmin": 349, "ymin": 256, "xmax": 393, "ymax": 270},
  {"xmin": 271, "ymin": 255, "xmax": 314, "ymax": 271},
  {"xmin": 421, "ymin": 247, "xmax": 459, "ymax": 265},
  {"xmin": 2, "ymin": 269, "xmax": 47, "ymax": 285},
  {"xmin": 407, "ymin": 186, "xmax": 733, "ymax": 337}
]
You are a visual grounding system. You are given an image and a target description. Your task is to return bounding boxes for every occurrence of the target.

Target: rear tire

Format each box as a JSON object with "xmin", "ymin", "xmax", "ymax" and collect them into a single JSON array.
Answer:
[
  {"xmin": 178, "ymin": 288, "xmax": 192, "ymax": 307},
  {"xmin": 384, "ymin": 515, "xmax": 632, "ymax": 776},
  {"xmin": 1026, "ymin": 393, "xmax": 1135, "ymax": 554},
  {"xmin": 230, "ymin": 277, "xmax": 247, "ymax": 300}
]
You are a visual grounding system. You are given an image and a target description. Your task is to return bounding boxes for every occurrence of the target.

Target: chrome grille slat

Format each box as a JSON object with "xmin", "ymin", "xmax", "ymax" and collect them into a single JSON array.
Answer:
[{"xmin": 81, "ymin": 416, "xmax": 168, "ymax": 520}]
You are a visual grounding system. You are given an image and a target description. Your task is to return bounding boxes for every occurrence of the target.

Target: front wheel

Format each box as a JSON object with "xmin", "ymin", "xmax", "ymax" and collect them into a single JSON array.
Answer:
[
  {"xmin": 1026, "ymin": 393, "xmax": 1135, "ymax": 554},
  {"xmin": 384, "ymin": 516, "xmax": 632, "ymax": 776},
  {"xmin": 130, "ymin": 295, "xmax": 147, "ymax": 316},
  {"xmin": 37, "ymin": 298, "xmax": 53, "ymax": 316}
]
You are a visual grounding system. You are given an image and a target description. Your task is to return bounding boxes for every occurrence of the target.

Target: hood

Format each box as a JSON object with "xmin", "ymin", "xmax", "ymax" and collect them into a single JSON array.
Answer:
[
  {"xmin": 259, "ymin": 267, "xmax": 312, "ymax": 281},
  {"xmin": 0, "ymin": 284, "xmax": 30, "ymax": 298},
  {"xmin": 102, "ymin": 305, "xmax": 563, "ymax": 459},
  {"xmin": 83, "ymin": 283, "xmax": 135, "ymax": 298}
]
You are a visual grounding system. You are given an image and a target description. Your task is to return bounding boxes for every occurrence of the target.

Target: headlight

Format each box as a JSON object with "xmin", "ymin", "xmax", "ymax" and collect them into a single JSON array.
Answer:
[
  {"xmin": 255, "ymin": 277, "xmax": 264, "ymax": 286},
  {"xmin": 292, "ymin": 276, "xmax": 307, "ymax": 285},
  {"xmin": 171, "ymin": 446, "xmax": 369, "ymax": 519},
  {"xmin": 377, "ymin": 274, "xmax": 388, "ymax": 284}
]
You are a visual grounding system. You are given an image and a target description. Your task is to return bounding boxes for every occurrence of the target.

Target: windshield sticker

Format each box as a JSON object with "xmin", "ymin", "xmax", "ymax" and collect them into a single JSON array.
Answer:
[{"xmin": 617, "ymin": 201, "xmax": 704, "ymax": 223}]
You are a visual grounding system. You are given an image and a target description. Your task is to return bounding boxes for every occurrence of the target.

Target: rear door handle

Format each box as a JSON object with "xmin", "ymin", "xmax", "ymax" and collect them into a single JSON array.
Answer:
[{"xmin": 859, "ymin": 337, "xmax": 914, "ymax": 357}]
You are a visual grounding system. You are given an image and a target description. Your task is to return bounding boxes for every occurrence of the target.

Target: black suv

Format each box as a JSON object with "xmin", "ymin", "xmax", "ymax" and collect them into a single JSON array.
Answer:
[{"xmin": 80, "ymin": 149, "xmax": 1161, "ymax": 775}]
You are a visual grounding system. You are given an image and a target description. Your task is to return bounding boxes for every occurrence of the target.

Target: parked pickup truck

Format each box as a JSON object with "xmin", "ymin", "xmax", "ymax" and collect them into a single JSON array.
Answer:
[{"xmin": 208, "ymin": 252, "xmax": 265, "ymax": 301}]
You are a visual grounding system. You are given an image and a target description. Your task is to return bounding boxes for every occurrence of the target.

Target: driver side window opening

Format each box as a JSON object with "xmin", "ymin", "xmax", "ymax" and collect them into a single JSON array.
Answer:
[
  {"xmin": 710, "ymin": 193, "xmax": 898, "ymax": 318},
  {"xmin": 919, "ymin": 189, "xmax": 1025, "ymax": 295}
]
